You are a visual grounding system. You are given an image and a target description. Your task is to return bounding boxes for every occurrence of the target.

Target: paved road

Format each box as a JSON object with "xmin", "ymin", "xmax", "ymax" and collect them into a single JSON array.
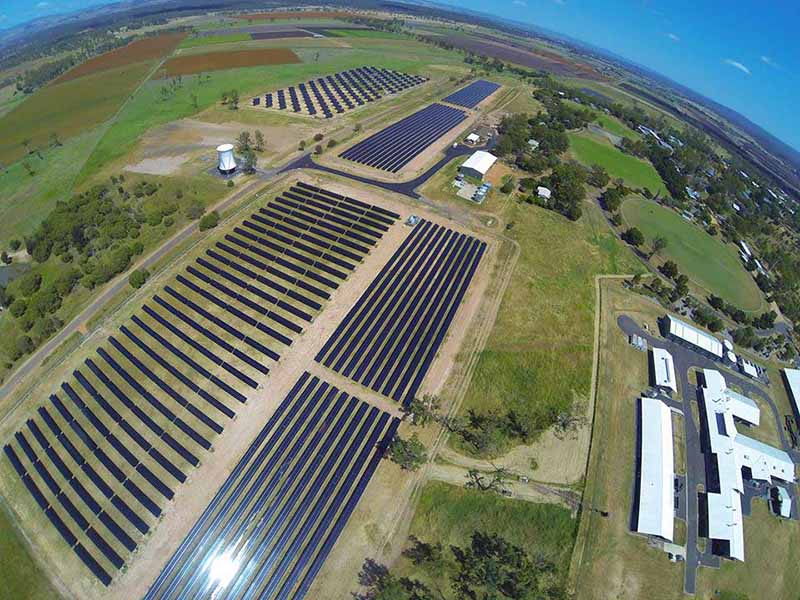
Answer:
[
  {"xmin": 0, "ymin": 177, "xmax": 269, "ymax": 403},
  {"xmin": 618, "ymin": 315, "xmax": 796, "ymax": 593},
  {"xmin": 280, "ymin": 139, "xmax": 494, "ymax": 199}
]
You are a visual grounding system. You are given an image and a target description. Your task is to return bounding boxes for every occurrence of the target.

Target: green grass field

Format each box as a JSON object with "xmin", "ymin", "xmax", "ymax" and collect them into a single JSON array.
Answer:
[
  {"xmin": 621, "ymin": 196, "xmax": 765, "ymax": 310},
  {"xmin": 567, "ymin": 131, "xmax": 667, "ymax": 194},
  {"xmin": 594, "ymin": 114, "xmax": 640, "ymax": 139},
  {"xmin": 0, "ymin": 504, "xmax": 59, "ymax": 599},
  {"xmin": 178, "ymin": 33, "xmax": 253, "ymax": 48},
  {"xmin": 454, "ymin": 198, "xmax": 641, "ymax": 457},
  {"xmin": 0, "ymin": 62, "xmax": 153, "ymax": 166},
  {"xmin": 323, "ymin": 29, "xmax": 407, "ymax": 39},
  {"xmin": 394, "ymin": 481, "xmax": 576, "ymax": 595}
]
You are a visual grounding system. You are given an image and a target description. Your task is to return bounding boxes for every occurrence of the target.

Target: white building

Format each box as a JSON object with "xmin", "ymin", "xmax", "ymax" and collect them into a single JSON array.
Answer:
[
  {"xmin": 537, "ymin": 186, "xmax": 551, "ymax": 201},
  {"xmin": 527, "ymin": 139, "xmax": 540, "ymax": 150},
  {"xmin": 739, "ymin": 240, "xmax": 753, "ymax": 258},
  {"xmin": 459, "ymin": 150, "xmax": 497, "ymax": 180},
  {"xmin": 782, "ymin": 368, "xmax": 800, "ymax": 420},
  {"xmin": 636, "ymin": 397, "xmax": 674, "ymax": 541},
  {"xmin": 664, "ymin": 315, "xmax": 723, "ymax": 359},
  {"xmin": 701, "ymin": 369, "xmax": 795, "ymax": 561},
  {"xmin": 465, "ymin": 132, "xmax": 480, "ymax": 144},
  {"xmin": 651, "ymin": 347, "xmax": 677, "ymax": 393}
]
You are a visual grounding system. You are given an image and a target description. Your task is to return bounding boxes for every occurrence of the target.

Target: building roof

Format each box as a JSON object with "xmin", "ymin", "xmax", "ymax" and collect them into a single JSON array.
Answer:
[
  {"xmin": 783, "ymin": 368, "xmax": 800, "ymax": 417},
  {"xmin": 651, "ymin": 347, "xmax": 677, "ymax": 393},
  {"xmin": 637, "ymin": 397, "xmax": 674, "ymax": 541},
  {"xmin": 666, "ymin": 315, "xmax": 723, "ymax": 358},
  {"xmin": 700, "ymin": 369, "xmax": 795, "ymax": 561},
  {"xmin": 537, "ymin": 186, "xmax": 551, "ymax": 199},
  {"xmin": 739, "ymin": 357, "xmax": 758, "ymax": 379},
  {"xmin": 460, "ymin": 150, "xmax": 497, "ymax": 176},
  {"xmin": 466, "ymin": 132, "xmax": 480, "ymax": 143}
]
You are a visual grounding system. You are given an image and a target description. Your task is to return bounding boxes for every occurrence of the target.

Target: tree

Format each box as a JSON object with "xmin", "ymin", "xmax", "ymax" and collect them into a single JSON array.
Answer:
[
  {"xmin": 199, "ymin": 211, "xmax": 220, "ymax": 231},
  {"xmin": 236, "ymin": 131, "xmax": 252, "ymax": 154},
  {"xmin": 327, "ymin": 138, "xmax": 337, "ymax": 148},
  {"xmin": 185, "ymin": 201, "xmax": 204, "ymax": 219},
  {"xmin": 660, "ymin": 260, "xmax": 679, "ymax": 279},
  {"xmin": 500, "ymin": 178, "xmax": 515, "ymax": 194},
  {"xmin": 313, "ymin": 132, "xmax": 324, "ymax": 142},
  {"xmin": 622, "ymin": 227, "xmax": 644, "ymax": 247},
  {"xmin": 229, "ymin": 89, "xmax": 239, "ymax": 110},
  {"xmin": 651, "ymin": 235, "xmax": 668, "ymax": 257},
  {"xmin": 708, "ymin": 294, "xmax": 725, "ymax": 311},
  {"xmin": 242, "ymin": 149, "xmax": 257, "ymax": 174},
  {"xmin": 17, "ymin": 272, "xmax": 42, "ymax": 296},
  {"xmin": 190, "ymin": 93, "xmax": 198, "ymax": 109},
  {"xmin": 314, "ymin": 144, "xmax": 323, "ymax": 155},
  {"xmin": 402, "ymin": 395, "xmax": 441, "ymax": 427},
  {"xmin": 9, "ymin": 239, "xmax": 21, "ymax": 252},
  {"xmin": 253, "ymin": 130, "xmax": 265, "ymax": 152},
  {"xmin": 587, "ymin": 164, "xmax": 610, "ymax": 188},
  {"xmin": 129, "ymin": 268, "xmax": 149, "ymax": 289},
  {"xmin": 465, "ymin": 467, "xmax": 512, "ymax": 494},
  {"xmin": 388, "ymin": 434, "xmax": 427, "ymax": 471}
]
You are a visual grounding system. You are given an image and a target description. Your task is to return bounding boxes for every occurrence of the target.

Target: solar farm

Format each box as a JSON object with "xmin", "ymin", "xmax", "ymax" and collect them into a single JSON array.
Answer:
[
  {"xmin": 339, "ymin": 103, "xmax": 468, "ymax": 172},
  {"xmin": 442, "ymin": 79, "xmax": 502, "ymax": 108},
  {"xmin": 252, "ymin": 66, "xmax": 427, "ymax": 118},
  {"xmin": 316, "ymin": 220, "xmax": 486, "ymax": 405}
]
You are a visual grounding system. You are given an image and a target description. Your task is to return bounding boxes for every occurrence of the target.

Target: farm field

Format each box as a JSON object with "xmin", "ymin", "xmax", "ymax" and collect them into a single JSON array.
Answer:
[
  {"xmin": 157, "ymin": 48, "xmax": 300, "ymax": 77},
  {"xmin": 53, "ymin": 33, "xmax": 185, "ymax": 85},
  {"xmin": 392, "ymin": 481, "xmax": 576, "ymax": 596},
  {"xmin": 595, "ymin": 113, "xmax": 641, "ymax": 140},
  {"xmin": 567, "ymin": 131, "xmax": 668, "ymax": 194},
  {"xmin": 621, "ymin": 196, "xmax": 765, "ymax": 311},
  {"xmin": 0, "ymin": 62, "xmax": 153, "ymax": 166},
  {"xmin": 453, "ymin": 197, "xmax": 641, "ymax": 459},
  {"xmin": 177, "ymin": 33, "xmax": 253, "ymax": 48}
]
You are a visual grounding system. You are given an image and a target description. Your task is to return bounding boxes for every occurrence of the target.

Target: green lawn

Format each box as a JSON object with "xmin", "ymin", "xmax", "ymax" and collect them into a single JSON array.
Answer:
[
  {"xmin": 178, "ymin": 33, "xmax": 253, "ymax": 48},
  {"xmin": 0, "ymin": 504, "xmax": 59, "ymax": 600},
  {"xmin": 621, "ymin": 196, "xmax": 765, "ymax": 310},
  {"xmin": 393, "ymin": 481, "xmax": 576, "ymax": 595},
  {"xmin": 594, "ymin": 114, "xmax": 640, "ymax": 140},
  {"xmin": 568, "ymin": 131, "xmax": 667, "ymax": 194}
]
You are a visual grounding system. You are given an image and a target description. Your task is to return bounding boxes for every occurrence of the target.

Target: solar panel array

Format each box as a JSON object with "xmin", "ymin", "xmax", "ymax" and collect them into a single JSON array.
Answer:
[
  {"xmin": 339, "ymin": 103, "xmax": 467, "ymax": 173},
  {"xmin": 253, "ymin": 66, "xmax": 427, "ymax": 118},
  {"xmin": 316, "ymin": 220, "xmax": 486, "ymax": 406},
  {"xmin": 3, "ymin": 182, "xmax": 397, "ymax": 586},
  {"xmin": 145, "ymin": 372, "xmax": 399, "ymax": 600},
  {"xmin": 442, "ymin": 79, "xmax": 500, "ymax": 108}
]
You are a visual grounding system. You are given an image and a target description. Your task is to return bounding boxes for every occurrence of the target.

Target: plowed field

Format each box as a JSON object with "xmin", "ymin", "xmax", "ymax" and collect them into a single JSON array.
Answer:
[{"xmin": 158, "ymin": 48, "xmax": 300, "ymax": 77}]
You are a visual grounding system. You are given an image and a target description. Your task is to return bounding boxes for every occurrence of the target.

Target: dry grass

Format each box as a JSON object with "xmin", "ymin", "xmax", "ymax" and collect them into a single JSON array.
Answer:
[
  {"xmin": 157, "ymin": 48, "xmax": 300, "ymax": 77},
  {"xmin": 52, "ymin": 33, "xmax": 185, "ymax": 84},
  {"xmin": 241, "ymin": 10, "xmax": 352, "ymax": 20}
]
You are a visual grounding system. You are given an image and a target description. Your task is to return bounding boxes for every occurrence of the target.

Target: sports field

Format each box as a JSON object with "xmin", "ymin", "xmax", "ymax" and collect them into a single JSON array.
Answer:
[
  {"xmin": 568, "ymin": 131, "xmax": 667, "ymax": 194},
  {"xmin": 621, "ymin": 196, "xmax": 765, "ymax": 310}
]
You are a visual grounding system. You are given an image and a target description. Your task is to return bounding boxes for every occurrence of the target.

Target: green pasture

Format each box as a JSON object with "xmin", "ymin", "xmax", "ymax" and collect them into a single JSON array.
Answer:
[
  {"xmin": 567, "ymin": 131, "xmax": 667, "ymax": 194},
  {"xmin": 0, "ymin": 504, "xmax": 58, "ymax": 600},
  {"xmin": 178, "ymin": 33, "xmax": 253, "ymax": 48},
  {"xmin": 621, "ymin": 196, "xmax": 765, "ymax": 310}
]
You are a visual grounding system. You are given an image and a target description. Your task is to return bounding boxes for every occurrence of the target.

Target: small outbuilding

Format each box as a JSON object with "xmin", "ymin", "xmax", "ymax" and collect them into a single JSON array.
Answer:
[
  {"xmin": 465, "ymin": 132, "xmax": 480, "ymax": 145},
  {"xmin": 460, "ymin": 150, "xmax": 497, "ymax": 181},
  {"xmin": 537, "ymin": 186, "xmax": 551, "ymax": 201}
]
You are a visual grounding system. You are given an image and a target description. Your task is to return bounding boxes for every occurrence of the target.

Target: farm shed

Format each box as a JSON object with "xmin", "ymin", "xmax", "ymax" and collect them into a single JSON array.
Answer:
[{"xmin": 459, "ymin": 150, "xmax": 497, "ymax": 180}]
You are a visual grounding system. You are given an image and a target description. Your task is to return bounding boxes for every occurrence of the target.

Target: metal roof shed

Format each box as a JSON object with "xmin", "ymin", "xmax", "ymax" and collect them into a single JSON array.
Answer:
[
  {"xmin": 636, "ymin": 397, "xmax": 675, "ymax": 541},
  {"xmin": 651, "ymin": 347, "xmax": 677, "ymax": 393},
  {"xmin": 459, "ymin": 150, "xmax": 497, "ymax": 180}
]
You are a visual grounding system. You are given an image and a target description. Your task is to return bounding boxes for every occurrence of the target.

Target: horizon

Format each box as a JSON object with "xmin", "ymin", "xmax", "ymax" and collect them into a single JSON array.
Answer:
[{"xmin": 1, "ymin": 0, "xmax": 799, "ymax": 153}]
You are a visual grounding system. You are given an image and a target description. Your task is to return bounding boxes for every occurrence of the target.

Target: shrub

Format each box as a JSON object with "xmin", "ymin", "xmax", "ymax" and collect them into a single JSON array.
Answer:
[
  {"xmin": 313, "ymin": 133, "xmax": 323, "ymax": 142},
  {"xmin": 314, "ymin": 144, "xmax": 323, "ymax": 155},
  {"xmin": 199, "ymin": 211, "xmax": 220, "ymax": 231},
  {"xmin": 129, "ymin": 268, "xmax": 150, "ymax": 289},
  {"xmin": 327, "ymin": 139, "xmax": 337, "ymax": 148},
  {"xmin": 9, "ymin": 239, "xmax": 21, "ymax": 251},
  {"xmin": 10, "ymin": 299, "xmax": 27, "ymax": 318},
  {"xmin": 185, "ymin": 202, "xmax": 204, "ymax": 219},
  {"xmin": 17, "ymin": 272, "xmax": 42, "ymax": 297},
  {"xmin": 227, "ymin": 179, "xmax": 234, "ymax": 188}
]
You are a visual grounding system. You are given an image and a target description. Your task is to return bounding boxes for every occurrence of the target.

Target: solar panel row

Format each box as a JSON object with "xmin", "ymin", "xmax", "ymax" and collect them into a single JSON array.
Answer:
[
  {"xmin": 2, "ymin": 182, "xmax": 398, "ymax": 585},
  {"xmin": 254, "ymin": 66, "xmax": 426, "ymax": 118},
  {"xmin": 316, "ymin": 220, "xmax": 486, "ymax": 406},
  {"xmin": 340, "ymin": 103, "xmax": 467, "ymax": 173},
  {"xmin": 442, "ymin": 79, "xmax": 500, "ymax": 108},
  {"xmin": 145, "ymin": 372, "xmax": 399, "ymax": 600}
]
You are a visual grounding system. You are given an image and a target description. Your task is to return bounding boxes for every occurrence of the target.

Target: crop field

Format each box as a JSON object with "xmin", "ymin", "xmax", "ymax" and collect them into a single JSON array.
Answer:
[
  {"xmin": 254, "ymin": 66, "xmax": 427, "ymax": 118},
  {"xmin": 178, "ymin": 33, "xmax": 253, "ymax": 48},
  {"xmin": 316, "ymin": 219, "xmax": 485, "ymax": 406},
  {"xmin": 241, "ymin": 11, "xmax": 352, "ymax": 20},
  {"xmin": 0, "ymin": 62, "xmax": 152, "ymax": 166},
  {"xmin": 621, "ymin": 196, "xmax": 765, "ymax": 310},
  {"xmin": 340, "ymin": 103, "xmax": 467, "ymax": 172},
  {"xmin": 567, "ymin": 132, "xmax": 667, "ymax": 194},
  {"xmin": 53, "ymin": 33, "xmax": 186, "ymax": 85},
  {"xmin": 1, "ymin": 181, "xmax": 396, "ymax": 587},
  {"xmin": 145, "ymin": 372, "xmax": 399, "ymax": 600},
  {"xmin": 158, "ymin": 48, "xmax": 300, "ymax": 77}
]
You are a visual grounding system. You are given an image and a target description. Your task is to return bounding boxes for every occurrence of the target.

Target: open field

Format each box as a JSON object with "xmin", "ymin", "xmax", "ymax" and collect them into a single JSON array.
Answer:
[
  {"xmin": 567, "ymin": 131, "xmax": 667, "ymax": 194},
  {"xmin": 391, "ymin": 481, "xmax": 576, "ymax": 596},
  {"xmin": 52, "ymin": 33, "xmax": 185, "ymax": 84},
  {"xmin": 453, "ymin": 197, "xmax": 641, "ymax": 458},
  {"xmin": 595, "ymin": 114, "xmax": 641, "ymax": 140},
  {"xmin": 0, "ymin": 502, "xmax": 60, "ymax": 599},
  {"xmin": 571, "ymin": 279, "xmax": 685, "ymax": 600},
  {"xmin": 241, "ymin": 10, "xmax": 352, "ymax": 20},
  {"xmin": 177, "ymin": 33, "xmax": 253, "ymax": 48},
  {"xmin": 0, "ymin": 62, "xmax": 153, "ymax": 166},
  {"xmin": 157, "ymin": 48, "xmax": 300, "ymax": 77},
  {"xmin": 621, "ymin": 196, "xmax": 765, "ymax": 311}
]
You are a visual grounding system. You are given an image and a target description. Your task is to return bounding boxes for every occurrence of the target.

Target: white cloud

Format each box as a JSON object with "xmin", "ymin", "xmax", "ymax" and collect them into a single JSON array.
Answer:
[
  {"xmin": 760, "ymin": 55, "xmax": 780, "ymax": 69},
  {"xmin": 666, "ymin": 32, "xmax": 680, "ymax": 42},
  {"xmin": 724, "ymin": 59, "xmax": 751, "ymax": 76}
]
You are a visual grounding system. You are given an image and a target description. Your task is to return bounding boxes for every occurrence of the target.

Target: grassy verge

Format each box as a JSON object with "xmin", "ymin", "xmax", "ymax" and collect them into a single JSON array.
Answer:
[{"xmin": 620, "ymin": 195, "xmax": 765, "ymax": 311}]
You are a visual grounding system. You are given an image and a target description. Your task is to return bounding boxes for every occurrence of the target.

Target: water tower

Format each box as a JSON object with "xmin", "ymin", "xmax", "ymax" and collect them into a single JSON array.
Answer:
[{"xmin": 217, "ymin": 143, "xmax": 236, "ymax": 174}]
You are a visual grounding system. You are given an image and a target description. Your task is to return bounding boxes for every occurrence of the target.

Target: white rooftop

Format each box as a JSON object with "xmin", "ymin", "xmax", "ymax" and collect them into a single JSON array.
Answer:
[
  {"xmin": 537, "ymin": 186, "xmax": 551, "ymax": 199},
  {"xmin": 460, "ymin": 150, "xmax": 497, "ymax": 176},
  {"xmin": 466, "ymin": 132, "xmax": 480, "ymax": 143},
  {"xmin": 783, "ymin": 368, "xmax": 800, "ymax": 418},
  {"xmin": 666, "ymin": 315, "xmax": 723, "ymax": 358},
  {"xmin": 651, "ymin": 347, "xmax": 677, "ymax": 393},
  {"xmin": 637, "ymin": 397, "xmax": 674, "ymax": 541}
]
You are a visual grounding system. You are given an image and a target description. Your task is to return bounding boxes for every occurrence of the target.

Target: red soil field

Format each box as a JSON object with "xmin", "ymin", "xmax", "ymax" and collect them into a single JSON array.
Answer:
[
  {"xmin": 242, "ymin": 10, "xmax": 352, "ymax": 21},
  {"xmin": 52, "ymin": 32, "xmax": 186, "ymax": 84},
  {"xmin": 157, "ymin": 48, "xmax": 301, "ymax": 77}
]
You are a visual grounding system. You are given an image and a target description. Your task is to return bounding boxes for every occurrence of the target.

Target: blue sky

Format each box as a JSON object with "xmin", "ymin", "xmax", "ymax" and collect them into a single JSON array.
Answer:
[{"xmin": 2, "ymin": 0, "xmax": 799, "ymax": 150}]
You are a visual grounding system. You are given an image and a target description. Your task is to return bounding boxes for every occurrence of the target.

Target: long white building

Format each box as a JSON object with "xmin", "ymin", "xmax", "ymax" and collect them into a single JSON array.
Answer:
[
  {"xmin": 782, "ymin": 368, "xmax": 800, "ymax": 420},
  {"xmin": 664, "ymin": 315, "xmax": 723, "ymax": 359},
  {"xmin": 636, "ymin": 397, "xmax": 674, "ymax": 541},
  {"xmin": 651, "ymin": 347, "xmax": 677, "ymax": 393},
  {"xmin": 700, "ymin": 369, "xmax": 795, "ymax": 561}
]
